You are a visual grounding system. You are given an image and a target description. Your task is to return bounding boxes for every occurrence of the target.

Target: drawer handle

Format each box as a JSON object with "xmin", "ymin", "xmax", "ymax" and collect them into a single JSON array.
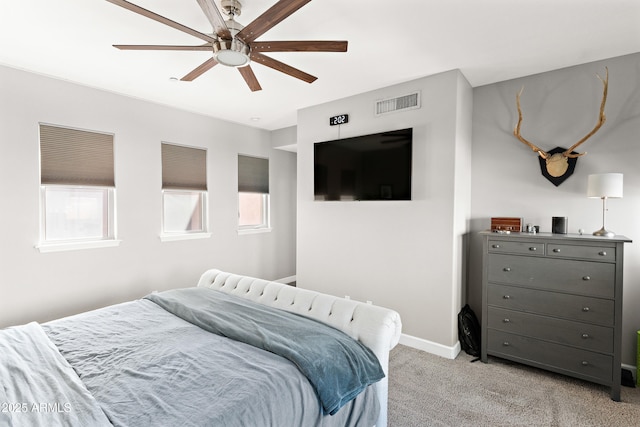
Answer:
[
  {"xmin": 503, "ymin": 295, "xmax": 511, "ymax": 300},
  {"xmin": 553, "ymin": 248, "xmax": 561, "ymax": 253},
  {"xmin": 581, "ymin": 333, "xmax": 590, "ymax": 339},
  {"xmin": 503, "ymin": 318, "xmax": 510, "ymax": 323},
  {"xmin": 502, "ymin": 342, "xmax": 510, "ymax": 347},
  {"xmin": 581, "ymin": 361, "xmax": 589, "ymax": 366},
  {"xmin": 582, "ymin": 276, "xmax": 591, "ymax": 281},
  {"xmin": 529, "ymin": 247, "xmax": 537, "ymax": 251},
  {"xmin": 582, "ymin": 307, "xmax": 590, "ymax": 312},
  {"xmin": 503, "ymin": 267, "xmax": 511, "ymax": 272},
  {"xmin": 492, "ymin": 244, "xmax": 500, "ymax": 249},
  {"xmin": 598, "ymin": 251, "xmax": 607, "ymax": 256}
]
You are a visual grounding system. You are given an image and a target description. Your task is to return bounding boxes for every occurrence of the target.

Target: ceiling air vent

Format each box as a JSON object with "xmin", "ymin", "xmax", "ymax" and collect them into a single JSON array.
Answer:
[{"xmin": 375, "ymin": 91, "xmax": 421, "ymax": 116}]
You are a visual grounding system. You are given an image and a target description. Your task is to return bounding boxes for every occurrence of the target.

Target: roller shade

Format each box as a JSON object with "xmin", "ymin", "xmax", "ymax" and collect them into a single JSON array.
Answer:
[
  {"xmin": 40, "ymin": 124, "xmax": 114, "ymax": 187},
  {"xmin": 238, "ymin": 155, "xmax": 269, "ymax": 194},
  {"xmin": 162, "ymin": 143, "xmax": 207, "ymax": 191}
]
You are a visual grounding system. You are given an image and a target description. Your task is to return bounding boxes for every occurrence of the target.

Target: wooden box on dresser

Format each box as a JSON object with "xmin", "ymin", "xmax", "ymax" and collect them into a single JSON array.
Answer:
[{"xmin": 480, "ymin": 231, "xmax": 631, "ymax": 400}]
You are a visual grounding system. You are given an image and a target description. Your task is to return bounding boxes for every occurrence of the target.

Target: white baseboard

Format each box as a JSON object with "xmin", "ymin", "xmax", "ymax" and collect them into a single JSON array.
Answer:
[
  {"xmin": 275, "ymin": 275, "xmax": 296, "ymax": 285},
  {"xmin": 399, "ymin": 333, "xmax": 461, "ymax": 360}
]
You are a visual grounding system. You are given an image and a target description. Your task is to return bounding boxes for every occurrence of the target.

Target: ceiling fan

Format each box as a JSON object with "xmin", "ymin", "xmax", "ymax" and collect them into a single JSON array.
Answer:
[{"xmin": 106, "ymin": 0, "xmax": 348, "ymax": 91}]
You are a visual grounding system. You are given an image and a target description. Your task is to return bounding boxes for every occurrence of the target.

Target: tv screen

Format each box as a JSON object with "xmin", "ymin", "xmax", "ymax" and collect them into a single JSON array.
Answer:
[{"xmin": 314, "ymin": 128, "xmax": 412, "ymax": 201}]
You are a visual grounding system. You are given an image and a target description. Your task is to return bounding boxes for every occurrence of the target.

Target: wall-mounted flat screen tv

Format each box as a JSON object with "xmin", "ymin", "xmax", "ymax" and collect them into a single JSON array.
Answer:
[{"xmin": 314, "ymin": 128, "xmax": 412, "ymax": 201}]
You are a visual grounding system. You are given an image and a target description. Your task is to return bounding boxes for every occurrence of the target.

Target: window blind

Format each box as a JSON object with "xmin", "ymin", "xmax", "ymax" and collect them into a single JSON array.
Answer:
[
  {"xmin": 238, "ymin": 155, "xmax": 269, "ymax": 194},
  {"xmin": 162, "ymin": 143, "xmax": 207, "ymax": 191},
  {"xmin": 40, "ymin": 124, "xmax": 115, "ymax": 187}
]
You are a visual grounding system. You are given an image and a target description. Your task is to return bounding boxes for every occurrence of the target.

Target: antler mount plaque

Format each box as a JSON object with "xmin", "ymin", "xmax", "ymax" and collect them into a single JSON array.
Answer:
[{"xmin": 513, "ymin": 68, "xmax": 609, "ymax": 186}]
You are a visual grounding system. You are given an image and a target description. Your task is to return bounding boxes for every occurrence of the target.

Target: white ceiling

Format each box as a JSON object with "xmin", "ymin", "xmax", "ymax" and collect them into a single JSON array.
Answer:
[{"xmin": 2, "ymin": 1, "xmax": 639, "ymax": 130}]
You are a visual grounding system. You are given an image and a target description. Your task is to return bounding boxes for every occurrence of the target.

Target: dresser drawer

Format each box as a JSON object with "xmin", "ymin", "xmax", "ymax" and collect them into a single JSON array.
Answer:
[
  {"xmin": 487, "ymin": 284, "xmax": 614, "ymax": 326},
  {"xmin": 488, "ymin": 239, "xmax": 544, "ymax": 255},
  {"xmin": 547, "ymin": 243, "xmax": 615, "ymax": 262},
  {"xmin": 487, "ymin": 307, "xmax": 613, "ymax": 353},
  {"xmin": 487, "ymin": 330, "xmax": 613, "ymax": 383},
  {"xmin": 488, "ymin": 254, "xmax": 615, "ymax": 298}
]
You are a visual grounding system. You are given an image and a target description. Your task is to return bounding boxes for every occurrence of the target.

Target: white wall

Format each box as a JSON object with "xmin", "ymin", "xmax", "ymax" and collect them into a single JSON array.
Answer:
[
  {"xmin": 271, "ymin": 125, "xmax": 297, "ymax": 152},
  {"xmin": 469, "ymin": 53, "xmax": 640, "ymax": 365},
  {"xmin": 296, "ymin": 70, "xmax": 473, "ymax": 356},
  {"xmin": 0, "ymin": 65, "xmax": 297, "ymax": 328}
]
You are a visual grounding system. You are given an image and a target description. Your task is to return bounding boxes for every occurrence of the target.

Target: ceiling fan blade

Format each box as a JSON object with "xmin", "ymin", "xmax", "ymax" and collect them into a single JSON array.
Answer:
[
  {"xmin": 106, "ymin": 0, "xmax": 216, "ymax": 43},
  {"xmin": 114, "ymin": 44, "xmax": 213, "ymax": 51},
  {"xmin": 250, "ymin": 52, "xmax": 316, "ymax": 84},
  {"xmin": 237, "ymin": 0, "xmax": 312, "ymax": 43},
  {"xmin": 195, "ymin": 0, "xmax": 232, "ymax": 39},
  {"xmin": 252, "ymin": 41, "xmax": 348, "ymax": 53},
  {"xmin": 238, "ymin": 66, "xmax": 262, "ymax": 92},
  {"xmin": 181, "ymin": 57, "xmax": 218, "ymax": 81}
]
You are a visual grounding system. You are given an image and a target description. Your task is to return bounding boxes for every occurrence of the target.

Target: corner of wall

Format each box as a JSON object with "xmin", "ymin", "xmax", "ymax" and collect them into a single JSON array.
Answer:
[
  {"xmin": 399, "ymin": 333, "xmax": 461, "ymax": 360},
  {"xmin": 270, "ymin": 125, "xmax": 297, "ymax": 151}
]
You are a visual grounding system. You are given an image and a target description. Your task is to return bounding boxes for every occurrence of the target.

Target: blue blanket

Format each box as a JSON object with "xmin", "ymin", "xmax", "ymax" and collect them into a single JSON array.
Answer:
[
  {"xmin": 0, "ymin": 322, "xmax": 111, "ymax": 427},
  {"xmin": 145, "ymin": 287, "xmax": 385, "ymax": 415}
]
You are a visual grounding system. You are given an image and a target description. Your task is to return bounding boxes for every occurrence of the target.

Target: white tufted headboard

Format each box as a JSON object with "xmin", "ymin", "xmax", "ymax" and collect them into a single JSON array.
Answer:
[{"xmin": 197, "ymin": 269, "xmax": 402, "ymax": 427}]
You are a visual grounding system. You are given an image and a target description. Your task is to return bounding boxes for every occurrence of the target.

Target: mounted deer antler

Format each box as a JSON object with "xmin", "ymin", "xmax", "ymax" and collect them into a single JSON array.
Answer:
[{"xmin": 513, "ymin": 67, "xmax": 608, "ymax": 185}]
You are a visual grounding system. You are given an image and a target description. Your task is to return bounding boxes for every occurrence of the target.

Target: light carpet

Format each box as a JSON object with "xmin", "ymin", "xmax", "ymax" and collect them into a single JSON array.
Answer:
[{"xmin": 388, "ymin": 344, "xmax": 640, "ymax": 426}]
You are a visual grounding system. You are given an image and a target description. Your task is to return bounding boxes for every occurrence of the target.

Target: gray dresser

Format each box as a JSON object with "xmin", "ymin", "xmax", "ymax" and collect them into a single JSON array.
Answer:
[{"xmin": 480, "ymin": 231, "xmax": 631, "ymax": 400}]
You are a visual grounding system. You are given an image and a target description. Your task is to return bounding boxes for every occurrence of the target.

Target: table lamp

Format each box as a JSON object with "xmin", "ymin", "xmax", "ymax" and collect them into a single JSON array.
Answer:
[{"xmin": 587, "ymin": 173, "xmax": 623, "ymax": 237}]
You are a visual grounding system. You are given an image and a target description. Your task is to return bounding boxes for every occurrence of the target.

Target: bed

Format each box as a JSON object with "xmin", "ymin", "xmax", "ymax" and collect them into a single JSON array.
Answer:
[{"xmin": 0, "ymin": 269, "xmax": 402, "ymax": 427}]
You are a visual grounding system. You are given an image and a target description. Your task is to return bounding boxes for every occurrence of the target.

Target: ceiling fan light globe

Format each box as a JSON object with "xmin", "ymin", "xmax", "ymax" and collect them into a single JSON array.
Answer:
[
  {"xmin": 213, "ymin": 38, "xmax": 250, "ymax": 67},
  {"xmin": 215, "ymin": 50, "xmax": 250, "ymax": 67}
]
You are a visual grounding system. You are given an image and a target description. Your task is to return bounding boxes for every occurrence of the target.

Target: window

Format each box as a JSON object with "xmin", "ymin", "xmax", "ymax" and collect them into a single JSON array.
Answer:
[
  {"xmin": 238, "ymin": 154, "xmax": 270, "ymax": 232},
  {"xmin": 38, "ymin": 124, "xmax": 116, "ymax": 251},
  {"xmin": 43, "ymin": 187, "xmax": 112, "ymax": 241},
  {"xmin": 238, "ymin": 192, "xmax": 269, "ymax": 228},
  {"xmin": 161, "ymin": 143, "xmax": 208, "ymax": 239}
]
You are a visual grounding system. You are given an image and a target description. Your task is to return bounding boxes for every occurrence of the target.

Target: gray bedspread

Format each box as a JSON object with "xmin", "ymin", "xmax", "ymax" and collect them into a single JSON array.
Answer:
[
  {"xmin": 145, "ymin": 287, "xmax": 385, "ymax": 415},
  {"xmin": 0, "ymin": 322, "xmax": 111, "ymax": 427},
  {"xmin": 42, "ymin": 296, "xmax": 380, "ymax": 426}
]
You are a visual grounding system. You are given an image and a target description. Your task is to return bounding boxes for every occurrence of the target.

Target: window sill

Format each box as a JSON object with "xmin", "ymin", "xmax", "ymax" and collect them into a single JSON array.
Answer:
[
  {"xmin": 160, "ymin": 232, "xmax": 211, "ymax": 242},
  {"xmin": 36, "ymin": 239, "xmax": 121, "ymax": 253},
  {"xmin": 237, "ymin": 227, "xmax": 272, "ymax": 235}
]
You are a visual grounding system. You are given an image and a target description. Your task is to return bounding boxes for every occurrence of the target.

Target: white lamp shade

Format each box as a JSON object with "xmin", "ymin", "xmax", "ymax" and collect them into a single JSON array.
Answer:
[{"xmin": 587, "ymin": 173, "xmax": 623, "ymax": 198}]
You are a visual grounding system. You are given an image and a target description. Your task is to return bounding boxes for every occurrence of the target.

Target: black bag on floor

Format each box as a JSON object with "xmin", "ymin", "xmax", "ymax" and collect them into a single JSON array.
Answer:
[{"xmin": 458, "ymin": 304, "xmax": 481, "ymax": 362}]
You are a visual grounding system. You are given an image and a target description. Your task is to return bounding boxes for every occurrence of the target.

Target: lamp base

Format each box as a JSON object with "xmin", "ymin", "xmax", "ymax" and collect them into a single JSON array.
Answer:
[{"xmin": 593, "ymin": 227, "xmax": 616, "ymax": 237}]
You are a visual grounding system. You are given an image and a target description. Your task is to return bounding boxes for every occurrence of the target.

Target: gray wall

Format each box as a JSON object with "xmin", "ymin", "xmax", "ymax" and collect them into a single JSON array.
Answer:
[
  {"xmin": 469, "ymin": 53, "xmax": 640, "ymax": 365},
  {"xmin": 296, "ymin": 70, "xmax": 473, "ymax": 357},
  {"xmin": 0, "ymin": 65, "xmax": 297, "ymax": 328}
]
